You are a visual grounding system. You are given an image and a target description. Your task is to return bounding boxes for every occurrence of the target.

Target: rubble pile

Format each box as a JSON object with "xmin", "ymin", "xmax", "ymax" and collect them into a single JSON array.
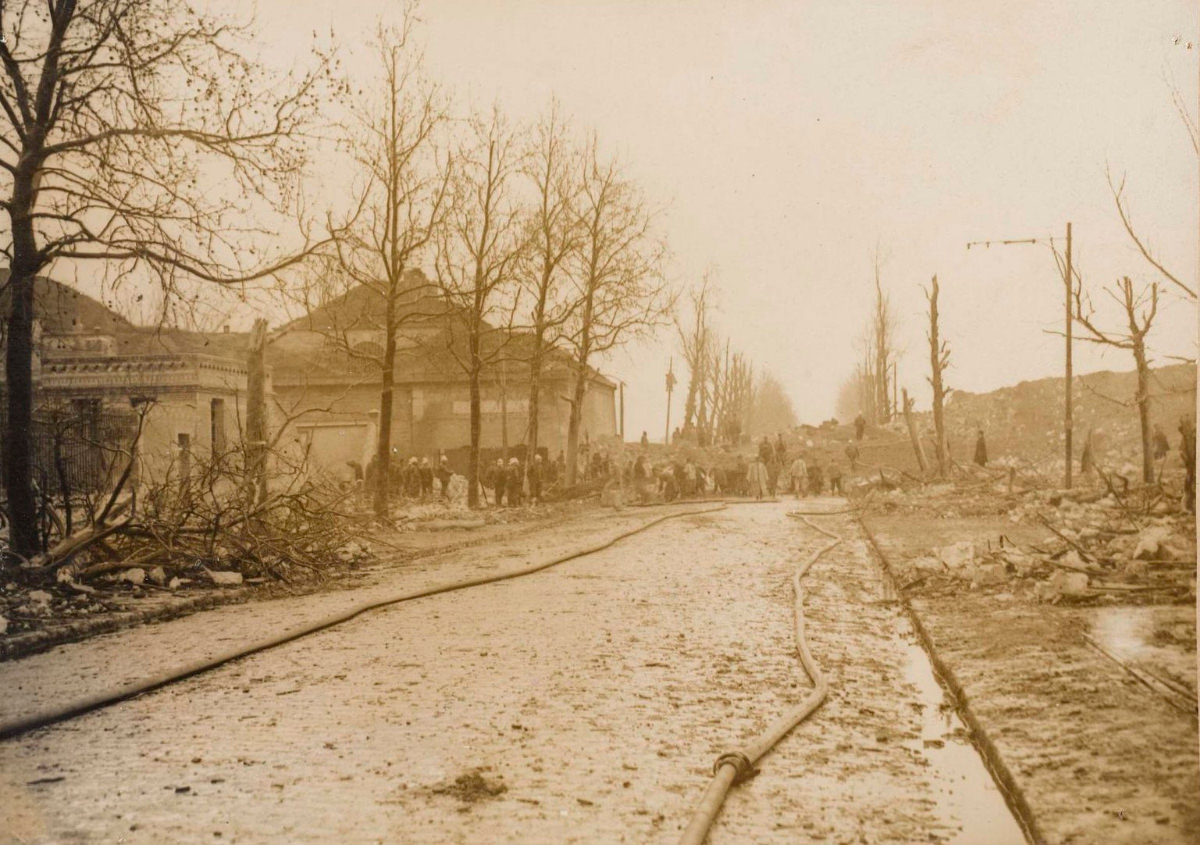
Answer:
[{"xmin": 874, "ymin": 480, "xmax": 1196, "ymax": 606}]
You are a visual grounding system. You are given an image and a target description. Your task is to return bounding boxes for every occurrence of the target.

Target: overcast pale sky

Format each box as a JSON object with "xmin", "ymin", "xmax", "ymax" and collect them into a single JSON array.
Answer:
[{"xmin": 248, "ymin": 0, "xmax": 1197, "ymax": 438}]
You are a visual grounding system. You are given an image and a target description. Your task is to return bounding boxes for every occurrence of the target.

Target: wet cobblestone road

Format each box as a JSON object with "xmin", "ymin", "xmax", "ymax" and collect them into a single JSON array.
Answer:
[{"xmin": 1, "ymin": 501, "xmax": 1019, "ymax": 844}]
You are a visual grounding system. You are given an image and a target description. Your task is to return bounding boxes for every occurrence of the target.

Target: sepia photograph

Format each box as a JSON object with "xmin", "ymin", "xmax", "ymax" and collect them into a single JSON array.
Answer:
[{"xmin": 0, "ymin": 1, "xmax": 1197, "ymax": 842}]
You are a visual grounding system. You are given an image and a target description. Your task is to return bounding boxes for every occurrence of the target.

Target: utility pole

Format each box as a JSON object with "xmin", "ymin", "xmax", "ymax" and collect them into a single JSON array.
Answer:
[
  {"xmin": 664, "ymin": 357, "xmax": 676, "ymax": 445},
  {"xmin": 1064, "ymin": 222, "xmax": 1073, "ymax": 489},
  {"xmin": 967, "ymin": 222, "xmax": 1074, "ymax": 488}
]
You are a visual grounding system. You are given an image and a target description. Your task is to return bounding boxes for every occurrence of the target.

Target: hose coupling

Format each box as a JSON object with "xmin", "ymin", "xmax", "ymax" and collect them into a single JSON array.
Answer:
[{"xmin": 713, "ymin": 750, "xmax": 757, "ymax": 783}]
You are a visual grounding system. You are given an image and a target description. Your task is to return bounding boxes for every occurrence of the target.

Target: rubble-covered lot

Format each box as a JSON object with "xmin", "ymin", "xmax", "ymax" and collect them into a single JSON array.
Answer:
[
  {"xmin": 861, "ymin": 477, "xmax": 1199, "ymax": 844},
  {"xmin": 0, "ymin": 501, "xmax": 597, "ymax": 661}
]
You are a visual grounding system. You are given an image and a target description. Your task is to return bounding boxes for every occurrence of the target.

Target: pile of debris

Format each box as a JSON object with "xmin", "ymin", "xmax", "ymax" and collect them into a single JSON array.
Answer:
[{"xmin": 892, "ymin": 486, "xmax": 1195, "ymax": 605}]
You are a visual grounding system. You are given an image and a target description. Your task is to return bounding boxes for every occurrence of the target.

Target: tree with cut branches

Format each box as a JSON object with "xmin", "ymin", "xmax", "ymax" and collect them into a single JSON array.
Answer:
[
  {"xmin": 0, "ymin": 1, "xmax": 332, "ymax": 563},
  {"xmin": 676, "ymin": 271, "xmax": 715, "ymax": 443},
  {"xmin": 563, "ymin": 136, "xmax": 669, "ymax": 485},
  {"xmin": 925, "ymin": 274, "xmax": 951, "ymax": 477},
  {"xmin": 307, "ymin": 14, "xmax": 450, "ymax": 518},
  {"xmin": 434, "ymin": 108, "xmax": 526, "ymax": 508},
  {"xmin": 1073, "ymin": 276, "xmax": 1160, "ymax": 484},
  {"xmin": 870, "ymin": 256, "xmax": 897, "ymax": 423},
  {"xmin": 518, "ymin": 100, "xmax": 581, "ymax": 471}
]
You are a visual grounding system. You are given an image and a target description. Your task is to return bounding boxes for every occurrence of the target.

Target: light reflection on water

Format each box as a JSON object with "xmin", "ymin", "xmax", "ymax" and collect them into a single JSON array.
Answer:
[{"xmin": 897, "ymin": 619, "xmax": 1028, "ymax": 845}]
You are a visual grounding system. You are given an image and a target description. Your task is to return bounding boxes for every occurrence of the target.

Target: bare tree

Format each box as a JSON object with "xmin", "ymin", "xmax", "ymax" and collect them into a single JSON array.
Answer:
[
  {"xmin": 925, "ymin": 274, "xmax": 951, "ymax": 476},
  {"xmin": 311, "ymin": 16, "xmax": 449, "ymax": 518},
  {"xmin": 676, "ymin": 271, "xmax": 715, "ymax": 443},
  {"xmin": 746, "ymin": 369, "xmax": 797, "ymax": 437},
  {"xmin": 871, "ymin": 255, "xmax": 897, "ymax": 423},
  {"xmin": 0, "ymin": 1, "xmax": 332, "ymax": 562},
  {"xmin": 1108, "ymin": 169, "xmax": 1196, "ymax": 302},
  {"xmin": 435, "ymin": 107, "xmax": 526, "ymax": 508},
  {"xmin": 1073, "ymin": 276, "xmax": 1160, "ymax": 484},
  {"xmin": 722, "ymin": 351, "xmax": 754, "ymax": 444},
  {"xmin": 518, "ymin": 100, "xmax": 581, "ymax": 471},
  {"xmin": 563, "ymin": 136, "xmax": 669, "ymax": 485}
]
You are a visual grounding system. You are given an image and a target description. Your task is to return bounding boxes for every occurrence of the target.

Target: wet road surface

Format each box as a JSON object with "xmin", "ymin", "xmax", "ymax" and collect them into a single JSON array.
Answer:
[{"xmin": 0, "ymin": 501, "xmax": 1023, "ymax": 844}]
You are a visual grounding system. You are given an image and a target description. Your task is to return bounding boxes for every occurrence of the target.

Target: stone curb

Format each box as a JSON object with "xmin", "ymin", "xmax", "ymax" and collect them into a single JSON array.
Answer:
[{"xmin": 855, "ymin": 514, "xmax": 1047, "ymax": 845}]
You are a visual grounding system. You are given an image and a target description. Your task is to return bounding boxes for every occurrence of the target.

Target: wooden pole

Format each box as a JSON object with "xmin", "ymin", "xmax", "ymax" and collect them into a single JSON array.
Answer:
[
  {"xmin": 1064, "ymin": 222, "xmax": 1073, "ymax": 489},
  {"xmin": 902, "ymin": 388, "xmax": 929, "ymax": 475}
]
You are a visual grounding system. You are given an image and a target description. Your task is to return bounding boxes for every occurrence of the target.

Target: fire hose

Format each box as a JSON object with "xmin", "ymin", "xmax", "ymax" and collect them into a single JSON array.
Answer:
[
  {"xmin": 0, "ymin": 503, "xmax": 729, "ymax": 741},
  {"xmin": 678, "ymin": 511, "xmax": 842, "ymax": 845}
]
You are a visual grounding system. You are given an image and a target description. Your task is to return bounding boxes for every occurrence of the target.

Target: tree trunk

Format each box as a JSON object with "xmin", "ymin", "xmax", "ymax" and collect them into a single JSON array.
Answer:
[
  {"xmin": 245, "ymin": 319, "xmax": 269, "ymax": 506},
  {"xmin": 4, "ymin": 222, "xmax": 42, "ymax": 562},
  {"xmin": 527, "ymin": 339, "xmax": 543, "ymax": 476},
  {"xmin": 566, "ymin": 364, "xmax": 588, "ymax": 487},
  {"xmin": 467, "ymin": 328, "xmax": 482, "ymax": 509},
  {"xmin": 372, "ymin": 320, "xmax": 398, "ymax": 518},
  {"xmin": 928, "ymin": 275, "xmax": 948, "ymax": 478},
  {"xmin": 1134, "ymin": 343, "xmax": 1153, "ymax": 484},
  {"xmin": 902, "ymin": 388, "xmax": 929, "ymax": 475}
]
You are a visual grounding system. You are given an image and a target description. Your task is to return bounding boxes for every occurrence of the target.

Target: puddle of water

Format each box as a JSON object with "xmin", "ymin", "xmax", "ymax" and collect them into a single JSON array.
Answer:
[
  {"xmin": 1087, "ymin": 607, "xmax": 1197, "ymax": 694},
  {"xmin": 897, "ymin": 619, "xmax": 1028, "ymax": 845}
]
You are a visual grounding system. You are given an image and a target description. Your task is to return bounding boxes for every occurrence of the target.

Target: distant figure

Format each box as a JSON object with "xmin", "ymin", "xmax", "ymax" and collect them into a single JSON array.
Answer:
[
  {"xmin": 486, "ymin": 458, "xmax": 505, "ymax": 506},
  {"xmin": 828, "ymin": 459, "xmax": 844, "ymax": 495},
  {"xmin": 844, "ymin": 440, "xmax": 860, "ymax": 470},
  {"xmin": 506, "ymin": 457, "xmax": 524, "ymax": 507},
  {"xmin": 808, "ymin": 458, "xmax": 824, "ymax": 496},
  {"xmin": 973, "ymin": 429, "xmax": 988, "ymax": 467},
  {"xmin": 1080, "ymin": 429, "xmax": 1094, "ymax": 475},
  {"xmin": 854, "ymin": 413, "xmax": 866, "ymax": 441},
  {"xmin": 1180, "ymin": 417, "xmax": 1196, "ymax": 513},
  {"xmin": 436, "ymin": 456, "xmax": 452, "ymax": 500},
  {"xmin": 758, "ymin": 437, "xmax": 773, "ymax": 464},
  {"xmin": 789, "ymin": 454, "xmax": 808, "ymax": 498},
  {"xmin": 1153, "ymin": 425, "xmax": 1170, "ymax": 462},
  {"xmin": 403, "ymin": 457, "xmax": 421, "ymax": 498},
  {"xmin": 746, "ymin": 455, "xmax": 769, "ymax": 500},
  {"xmin": 774, "ymin": 433, "xmax": 787, "ymax": 463},
  {"xmin": 529, "ymin": 454, "xmax": 544, "ymax": 504},
  {"xmin": 640, "ymin": 430, "xmax": 650, "ymax": 448},
  {"xmin": 419, "ymin": 458, "xmax": 434, "ymax": 498}
]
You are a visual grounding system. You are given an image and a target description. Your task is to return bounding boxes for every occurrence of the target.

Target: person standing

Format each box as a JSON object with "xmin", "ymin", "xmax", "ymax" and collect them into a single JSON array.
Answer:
[
  {"xmin": 808, "ymin": 457, "xmax": 824, "ymax": 496},
  {"xmin": 746, "ymin": 454, "xmax": 769, "ymax": 500},
  {"xmin": 789, "ymin": 454, "xmax": 808, "ymax": 498},
  {"xmin": 436, "ymin": 456, "xmax": 452, "ymax": 501},
  {"xmin": 506, "ymin": 457, "xmax": 524, "ymax": 507},
  {"xmin": 844, "ymin": 441, "xmax": 860, "ymax": 470},
  {"xmin": 828, "ymin": 459, "xmax": 844, "ymax": 495},
  {"xmin": 854, "ymin": 412, "xmax": 866, "ymax": 441},
  {"xmin": 419, "ymin": 458, "xmax": 434, "ymax": 499},
  {"xmin": 529, "ymin": 454, "xmax": 545, "ymax": 504},
  {"xmin": 403, "ymin": 457, "xmax": 421, "ymax": 499},
  {"xmin": 1180, "ymin": 417, "xmax": 1195, "ymax": 513},
  {"xmin": 640, "ymin": 430, "xmax": 649, "ymax": 448},
  {"xmin": 973, "ymin": 429, "xmax": 988, "ymax": 467}
]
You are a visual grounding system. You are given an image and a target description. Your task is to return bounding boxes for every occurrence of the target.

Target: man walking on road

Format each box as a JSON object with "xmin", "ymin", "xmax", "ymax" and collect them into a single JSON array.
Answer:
[
  {"xmin": 789, "ymin": 453, "xmax": 808, "ymax": 498},
  {"xmin": 746, "ymin": 454, "xmax": 769, "ymax": 500}
]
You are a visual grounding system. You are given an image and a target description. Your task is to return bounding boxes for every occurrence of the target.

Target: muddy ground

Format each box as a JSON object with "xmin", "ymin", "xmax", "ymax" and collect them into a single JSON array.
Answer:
[
  {"xmin": 2, "ymin": 501, "xmax": 1022, "ymax": 843},
  {"xmin": 862, "ymin": 511, "xmax": 1199, "ymax": 845}
]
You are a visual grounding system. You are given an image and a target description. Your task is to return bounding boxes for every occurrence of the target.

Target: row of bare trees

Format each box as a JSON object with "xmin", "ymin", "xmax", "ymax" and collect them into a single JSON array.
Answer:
[
  {"xmin": 674, "ymin": 272, "xmax": 797, "ymax": 446},
  {"xmin": 0, "ymin": 1, "xmax": 674, "ymax": 564},
  {"xmin": 306, "ymin": 14, "xmax": 671, "ymax": 513},
  {"xmin": 838, "ymin": 166, "xmax": 1188, "ymax": 485}
]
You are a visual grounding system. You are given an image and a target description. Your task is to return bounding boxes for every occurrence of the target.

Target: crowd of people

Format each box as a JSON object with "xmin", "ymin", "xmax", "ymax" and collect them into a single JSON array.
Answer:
[{"xmin": 626, "ymin": 432, "xmax": 848, "ymax": 504}]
